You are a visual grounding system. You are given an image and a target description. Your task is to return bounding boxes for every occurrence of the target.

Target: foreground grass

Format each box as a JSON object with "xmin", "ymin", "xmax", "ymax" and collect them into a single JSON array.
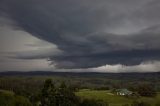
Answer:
[{"xmin": 76, "ymin": 89, "xmax": 160, "ymax": 106}]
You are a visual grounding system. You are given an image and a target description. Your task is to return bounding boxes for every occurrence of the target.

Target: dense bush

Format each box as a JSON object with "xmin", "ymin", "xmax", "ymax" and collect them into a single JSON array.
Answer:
[
  {"xmin": 94, "ymin": 86, "xmax": 110, "ymax": 90},
  {"xmin": 0, "ymin": 91, "xmax": 32, "ymax": 106},
  {"xmin": 39, "ymin": 79, "xmax": 108, "ymax": 106},
  {"xmin": 137, "ymin": 84, "xmax": 157, "ymax": 97},
  {"xmin": 39, "ymin": 79, "xmax": 79, "ymax": 106},
  {"xmin": 0, "ymin": 79, "xmax": 109, "ymax": 106}
]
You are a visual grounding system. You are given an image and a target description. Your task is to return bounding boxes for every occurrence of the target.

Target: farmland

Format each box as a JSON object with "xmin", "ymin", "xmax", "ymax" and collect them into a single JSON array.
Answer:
[
  {"xmin": 76, "ymin": 89, "xmax": 160, "ymax": 106},
  {"xmin": 0, "ymin": 72, "xmax": 160, "ymax": 106}
]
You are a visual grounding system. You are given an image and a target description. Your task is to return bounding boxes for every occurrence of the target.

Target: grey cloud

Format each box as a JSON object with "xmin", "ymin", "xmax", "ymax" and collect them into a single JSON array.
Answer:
[
  {"xmin": 0, "ymin": 0, "xmax": 160, "ymax": 69},
  {"xmin": 49, "ymin": 49, "xmax": 160, "ymax": 68},
  {"xmin": 12, "ymin": 47, "xmax": 62, "ymax": 60}
]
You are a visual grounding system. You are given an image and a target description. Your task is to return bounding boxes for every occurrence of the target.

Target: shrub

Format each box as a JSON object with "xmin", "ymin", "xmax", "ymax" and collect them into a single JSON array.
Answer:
[
  {"xmin": 80, "ymin": 99, "xmax": 108, "ymax": 106},
  {"xmin": 137, "ymin": 84, "xmax": 157, "ymax": 97}
]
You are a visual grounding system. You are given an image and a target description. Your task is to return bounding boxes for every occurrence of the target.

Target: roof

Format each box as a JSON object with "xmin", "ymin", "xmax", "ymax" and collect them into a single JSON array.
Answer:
[{"xmin": 116, "ymin": 89, "xmax": 132, "ymax": 94}]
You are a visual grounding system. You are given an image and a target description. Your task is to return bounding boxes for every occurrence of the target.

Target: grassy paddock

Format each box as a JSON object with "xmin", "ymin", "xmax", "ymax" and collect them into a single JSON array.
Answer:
[{"xmin": 76, "ymin": 89, "xmax": 160, "ymax": 106}]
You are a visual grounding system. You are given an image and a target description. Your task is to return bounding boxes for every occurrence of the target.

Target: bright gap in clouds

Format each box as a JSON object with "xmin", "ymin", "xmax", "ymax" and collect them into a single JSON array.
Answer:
[
  {"xmin": 91, "ymin": 61, "xmax": 160, "ymax": 73},
  {"xmin": 55, "ymin": 61, "xmax": 160, "ymax": 73}
]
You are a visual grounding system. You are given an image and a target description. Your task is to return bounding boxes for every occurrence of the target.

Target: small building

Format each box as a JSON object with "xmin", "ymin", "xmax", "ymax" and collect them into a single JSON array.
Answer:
[{"xmin": 116, "ymin": 89, "xmax": 132, "ymax": 96}]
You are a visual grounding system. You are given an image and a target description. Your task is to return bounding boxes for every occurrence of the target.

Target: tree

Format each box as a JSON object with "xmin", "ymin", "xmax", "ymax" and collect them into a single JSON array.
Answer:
[
  {"xmin": 40, "ymin": 79, "xmax": 56, "ymax": 106},
  {"xmin": 137, "ymin": 84, "xmax": 157, "ymax": 97},
  {"xmin": 55, "ymin": 82, "xmax": 79, "ymax": 106},
  {"xmin": 40, "ymin": 79, "xmax": 79, "ymax": 106}
]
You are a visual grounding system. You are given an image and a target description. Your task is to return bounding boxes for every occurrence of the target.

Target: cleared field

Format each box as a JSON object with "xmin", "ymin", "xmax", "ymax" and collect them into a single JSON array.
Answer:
[{"xmin": 76, "ymin": 89, "xmax": 160, "ymax": 106}]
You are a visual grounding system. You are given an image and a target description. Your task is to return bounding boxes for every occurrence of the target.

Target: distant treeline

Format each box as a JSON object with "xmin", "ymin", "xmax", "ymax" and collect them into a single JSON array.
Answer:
[{"xmin": 0, "ymin": 71, "xmax": 160, "ymax": 78}]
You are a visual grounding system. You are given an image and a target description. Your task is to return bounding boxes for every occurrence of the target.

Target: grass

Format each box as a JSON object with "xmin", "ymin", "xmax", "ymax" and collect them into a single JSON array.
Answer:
[
  {"xmin": 76, "ymin": 89, "xmax": 160, "ymax": 106},
  {"xmin": 138, "ymin": 93, "xmax": 160, "ymax": 105}
]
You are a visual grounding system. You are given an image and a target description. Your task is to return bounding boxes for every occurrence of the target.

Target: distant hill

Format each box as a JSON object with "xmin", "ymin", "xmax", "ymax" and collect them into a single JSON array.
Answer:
[{"xmin": 0, "ymin": 71, "xmax": 160, "ymax": 80}]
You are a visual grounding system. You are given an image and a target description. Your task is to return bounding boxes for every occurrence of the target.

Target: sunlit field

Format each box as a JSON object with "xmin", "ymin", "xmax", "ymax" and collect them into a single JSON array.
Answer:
[{"xmin": 76, "ymin": 89, "xmax": 160, "ymax": 106}]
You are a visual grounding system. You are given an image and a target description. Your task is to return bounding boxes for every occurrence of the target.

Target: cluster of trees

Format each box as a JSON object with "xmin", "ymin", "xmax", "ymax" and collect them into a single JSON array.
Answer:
[
  {"xmin": 31, "ymin": 79, "xmax": 108, "ymax": 106},
  {"xmin": 137, "ymin": 84, "xmax": 157, "ymax": 97},
  {"xmin": 0, "ymin": 75, "xmax": 159, "ymax": 96},
  {"xmin": 0, "ymin": 79, "xmax": 108, "ymax": 106},
  {"xmin": 0, "ymin": 77, "xmax": 43, "ymax": 98},
  {"xmin": 0, "ymin": 76, "xmax": 159, "ymax": 106},
  {"xmin": 122, "ymin": 101, "xmax": 160, "ymax": 106},
  {"xmin": 0, "ymin": 78, "xmax": 159, "ymax": 106},
  {"xmin": 128, "ymin": 83, "xmax": 157, "ymax": 97},
  {"xmin": 40, "ymin": 79, "xmax": 79, "ymax": 106}
]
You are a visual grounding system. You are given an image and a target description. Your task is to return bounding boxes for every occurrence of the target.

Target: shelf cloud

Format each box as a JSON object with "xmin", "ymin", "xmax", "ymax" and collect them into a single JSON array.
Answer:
[{"xmin": 0, "ymin": 0, "xmax": 160, "ymax": 71}]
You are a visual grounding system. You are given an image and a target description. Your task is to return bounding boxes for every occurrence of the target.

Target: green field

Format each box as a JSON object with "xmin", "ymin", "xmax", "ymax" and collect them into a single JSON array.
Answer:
[{"xmin": 76, "ymin": 89, "xmax": 160, "ymax": 106}]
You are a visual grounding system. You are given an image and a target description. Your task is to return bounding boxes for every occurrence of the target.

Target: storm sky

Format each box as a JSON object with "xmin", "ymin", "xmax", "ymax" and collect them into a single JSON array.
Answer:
[{"xmin": 0, "ymin": 0, "xmax": 160, "ymax": 72}]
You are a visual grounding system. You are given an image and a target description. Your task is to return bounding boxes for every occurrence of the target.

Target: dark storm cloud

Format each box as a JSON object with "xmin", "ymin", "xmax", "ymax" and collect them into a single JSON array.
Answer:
[
  {"xmin": 0, "ymin": 0, "xmax": 160, "ymax": 68},
  {"xmin": 49, "ymin": 49, "xmax": 160, "ymax": 68}
]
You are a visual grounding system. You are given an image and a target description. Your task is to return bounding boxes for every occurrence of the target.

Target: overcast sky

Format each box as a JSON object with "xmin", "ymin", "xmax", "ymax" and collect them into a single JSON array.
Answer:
[{"xmin": 0, "ymin": 0, "xmax": 160, "ymax": 72}]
